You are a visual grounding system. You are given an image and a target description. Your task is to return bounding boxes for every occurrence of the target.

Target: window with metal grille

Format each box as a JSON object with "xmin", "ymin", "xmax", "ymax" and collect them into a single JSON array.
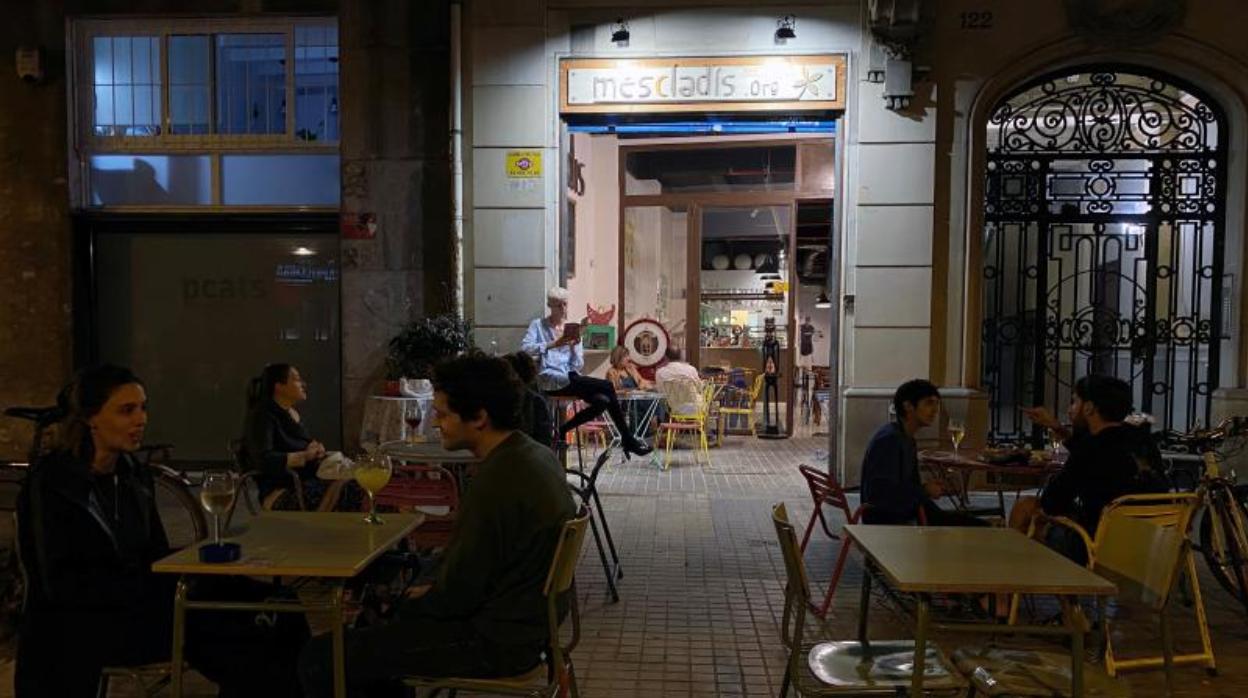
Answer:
[{"xmin": 71, "ymin": 18, "xmax": 340, "ymax": 208}]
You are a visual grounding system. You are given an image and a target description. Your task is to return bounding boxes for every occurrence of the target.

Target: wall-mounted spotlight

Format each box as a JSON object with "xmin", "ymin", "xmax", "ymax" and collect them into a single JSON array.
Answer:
[
  {"xmin": 611, "ymin": 18, "xmax": 630, "ymax": 45},
  {"xmin": 775, "ymin": 15, "xmax": 797, "ymax": 42}
]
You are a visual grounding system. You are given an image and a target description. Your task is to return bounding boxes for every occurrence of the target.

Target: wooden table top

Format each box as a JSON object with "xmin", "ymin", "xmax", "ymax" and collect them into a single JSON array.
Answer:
[
  {"xmin": 380, "ymin": 440, "xmax": 478, "ymax": 463},
  {"xmin": 152, "ymin": 511, "xmax": 423, "ymax": 578},
  {"xmin": 844, "ymin": 525, "xmax": 1116, "ymax": 596},
  {"xmin": 920, "ymin": 449, "xmax": 1064, "ymax": 475}
]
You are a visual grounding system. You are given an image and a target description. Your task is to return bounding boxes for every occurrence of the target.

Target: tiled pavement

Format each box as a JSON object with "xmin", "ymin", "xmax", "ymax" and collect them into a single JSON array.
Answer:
[{"xmin": 6, "ymin": 429, "xmax": 1248, "ymax": 696}]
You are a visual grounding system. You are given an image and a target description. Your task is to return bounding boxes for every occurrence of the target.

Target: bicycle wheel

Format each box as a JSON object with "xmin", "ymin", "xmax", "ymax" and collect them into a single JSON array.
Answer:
[
  {"xmin": 1199, "ymin": 489, "xmax": 1248, "ymax": 612},
  {"xmin": 153, "ymin": 472, "xmax": 207, "ymax": 550}
]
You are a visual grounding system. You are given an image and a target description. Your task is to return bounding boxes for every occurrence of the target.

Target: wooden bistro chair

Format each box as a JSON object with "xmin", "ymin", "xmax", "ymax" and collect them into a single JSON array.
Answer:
[
  {"xmin": 656, "ymin": 378, "xmax": 713, "ymax": 470},
  {"xmin": 1010, "ymin": 493, "xmax": 1214, "ymax": 693},
  {"xmin": 719, "ymin": 373, "xmax": 764, "ymax": 436},
  {"xmin": 771, "ymin": 503, "xmax": 963, "ymax": 697},
  {"xmin": 403, "ymin": 509, "xmax": 591, "ymax": 698}
]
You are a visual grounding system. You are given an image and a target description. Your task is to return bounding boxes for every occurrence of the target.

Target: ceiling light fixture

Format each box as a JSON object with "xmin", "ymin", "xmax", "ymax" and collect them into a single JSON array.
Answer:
[
  {"xmin": 775, "ymin": 15, "xmax": 797, "ymax": 42},
  {"xmin": 293, "ymin": 246, "xmax": 317, "ymax": 256},
  {"xmin": 814, "ymin": 292, "xmax": 832, "ymax": 309},
  {"xmin": 611, "ymin": 18, "xmax": 630, "ymax": 45}
]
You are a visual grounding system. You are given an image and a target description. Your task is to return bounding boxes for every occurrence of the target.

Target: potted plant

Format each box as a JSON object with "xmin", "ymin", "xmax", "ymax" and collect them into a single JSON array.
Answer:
[{"xmin": 383, "ymin": 313, "xmax": 474, "ymax": 395}]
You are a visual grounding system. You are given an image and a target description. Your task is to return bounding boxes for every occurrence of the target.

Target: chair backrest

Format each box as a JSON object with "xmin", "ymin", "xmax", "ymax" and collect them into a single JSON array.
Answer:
[
  {"xmin": 798, "ymin": 464, "xmax": 852, "ymax": 519},
  {"xmin": 543, "ymin": 509, "xmax": 592, "ymax": 597},
  {"xmin": 659, "ymin": 377, "xmax": 706, "ymax": 419},
  {"xmin": 771, "ymin": 503, "xmax": 811, "ymax": 603},
  {"xmin": 1092, "ymin": 493, "xmax": 1199, "ymax": 611},
  {"xmin": 749, "ymin": 373, "xmax": 765, "ymax": 401}
]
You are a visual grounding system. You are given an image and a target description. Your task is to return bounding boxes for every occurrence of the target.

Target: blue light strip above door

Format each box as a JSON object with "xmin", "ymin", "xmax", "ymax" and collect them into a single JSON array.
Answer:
[{"xmin": 567, "ymin": 120, "xmax": 837, "ymax": 135}]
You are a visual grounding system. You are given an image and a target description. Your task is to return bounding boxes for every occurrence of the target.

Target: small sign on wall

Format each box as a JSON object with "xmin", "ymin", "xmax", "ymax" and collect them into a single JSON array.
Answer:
[{"xmin": 506, "ymin": 150, "xmax": 543, "ymax": 178}]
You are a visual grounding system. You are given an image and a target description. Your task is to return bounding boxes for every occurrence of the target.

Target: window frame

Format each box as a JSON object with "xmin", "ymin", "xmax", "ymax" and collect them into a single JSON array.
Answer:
[{"xmin": 68, "ymin": 16, "xmax": 340, "ymax": 211}]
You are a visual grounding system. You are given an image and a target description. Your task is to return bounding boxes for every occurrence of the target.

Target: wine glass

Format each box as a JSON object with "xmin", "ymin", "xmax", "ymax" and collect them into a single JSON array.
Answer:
[
  {"xmin": 354, "ymin": 452, "xmax": 393, "ymax": 525},
  {"xmin": 404, "ymin": 400, "xmax": 424, "ymax": 443},
  {"xmin": 201, "ymin": 472, "xmax": 237, "ymax": 546},
  {"xmin": 948, "ymin": 418, "xmax": 967, "ymax": 456}
]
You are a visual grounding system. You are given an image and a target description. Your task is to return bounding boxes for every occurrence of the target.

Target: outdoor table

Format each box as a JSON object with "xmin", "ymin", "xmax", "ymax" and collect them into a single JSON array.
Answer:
[
  {"xmin": 919, "ymin": 449, "xmax": 1063, "ymax": 517},
  {"xmin": 845, "ymin": 525, "xmax": 1116, "ymax": 698},
  {"xmin": 153, "ymin": 511, "xmax": 423, "ymax": 698},
  {"xmin": 360, "ymin": 395, "xmax": 433, "ymax": 448},
  {"xmin": 380, "ymin": 439, "xmax": 478, "ymax": 493},
  {"xmin": 604, "ymin": 390, "xmax": 664, "ymax": 467}
]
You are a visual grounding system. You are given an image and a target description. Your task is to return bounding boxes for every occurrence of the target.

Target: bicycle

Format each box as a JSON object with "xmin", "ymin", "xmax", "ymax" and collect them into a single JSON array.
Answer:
[{"xmin": 1158, "ymin": 416, "xmax": 1248, "ymax": 614}]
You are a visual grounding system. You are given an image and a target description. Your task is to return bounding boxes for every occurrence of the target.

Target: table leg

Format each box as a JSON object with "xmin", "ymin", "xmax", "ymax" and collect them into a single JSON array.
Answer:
[
  {"xmin": 911, "ymin": 595, "xmax": 930, "ymax": 698},
  {"xmin": 170, "ymin": 576, "xmax": 189, "ymax": 698},
  {"xmin": 1063, "ymin": 597, "xmax": 1087, "ymax": 698},
  {"xmin": 331, "ymin": 583, "xmax": 347, "ymax": 698},
  {"xmin": 857, "ymin": 563, "xmax": 872, "ymax": 650}
]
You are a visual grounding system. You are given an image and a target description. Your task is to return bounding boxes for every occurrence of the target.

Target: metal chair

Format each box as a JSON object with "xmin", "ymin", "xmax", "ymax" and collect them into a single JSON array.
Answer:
[
  {"xmin": 797, "ymin": 465, "xmax": 862, "ymax": 619},
  {"xmin": 403, "ymin": 509, "xmax": 591, "ymax": 697},
  {"xmin": 771, "ymin": 503, "xmax": 964, "ymax": 697},
  {"xmin": 373, "ymin": 462, "xmax": 460, "ymax": 549},
  {"xmin": 718, "ymin": 373, "xmax": 764, "ymax": 435},
  {"xmin": 656, "ymin": 378, "xmax": 712, "ymax": 469},
  {"xmin": 1011, "ymin": 493, "xmax": 1214, "ymax": 691}
]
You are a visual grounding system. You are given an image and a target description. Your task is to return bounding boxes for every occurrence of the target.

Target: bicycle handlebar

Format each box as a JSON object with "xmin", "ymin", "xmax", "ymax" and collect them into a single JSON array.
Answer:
[{"xmin": 1161, "ymin": 416, "xmax": 1248, "ymax": 452}]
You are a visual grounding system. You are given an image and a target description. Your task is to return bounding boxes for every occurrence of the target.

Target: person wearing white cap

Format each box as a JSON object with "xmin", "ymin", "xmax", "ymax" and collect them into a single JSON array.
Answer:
[{"xmin": 521, "ymin": 287, "xmax": 652, "ymax": 457}]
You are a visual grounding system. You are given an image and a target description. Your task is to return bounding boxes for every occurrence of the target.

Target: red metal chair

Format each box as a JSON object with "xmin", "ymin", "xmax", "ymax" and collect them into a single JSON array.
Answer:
[
  {"xmin": 797, "ymin": 464, "xmax": 928, "ymax": 618},
  {"xmin": 797, "ymin": 465, "xmax": 861, "ymax": 618},
  {"xmin": 373, "ymin": 463, "xmax": 460, "ymax": 549}
]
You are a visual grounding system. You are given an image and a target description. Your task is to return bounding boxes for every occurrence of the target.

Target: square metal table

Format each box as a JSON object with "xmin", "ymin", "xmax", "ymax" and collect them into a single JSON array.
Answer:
[
  {"xmin": 153, "ymin": 511, "xmax": 423, "ymax": 698},
  {"xmin": 844, "ymin": 525, "xmax": 1117, "ymax": 698}
]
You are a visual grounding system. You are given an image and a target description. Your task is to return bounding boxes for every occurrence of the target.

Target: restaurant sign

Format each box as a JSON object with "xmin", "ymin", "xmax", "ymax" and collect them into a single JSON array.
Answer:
[{"xmin": 559, "ymin": 55, "xmax": 846, "ymax": 114}]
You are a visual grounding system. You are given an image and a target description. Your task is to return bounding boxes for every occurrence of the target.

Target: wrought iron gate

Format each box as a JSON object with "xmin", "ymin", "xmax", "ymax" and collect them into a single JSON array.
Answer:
[{"xmin": 982, "ymin": 67, "xmax": 1228, "ymax": 444}]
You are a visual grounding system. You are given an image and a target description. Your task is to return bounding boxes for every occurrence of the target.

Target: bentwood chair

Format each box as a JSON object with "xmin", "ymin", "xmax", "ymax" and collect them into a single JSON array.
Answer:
[
  {"xmin": 403, "ymin": 509, "xmax": 591, "ymax": 697},
  {"xmin": 1011, "ymin": 493, "xmax": 1213, "ymax": 693}
]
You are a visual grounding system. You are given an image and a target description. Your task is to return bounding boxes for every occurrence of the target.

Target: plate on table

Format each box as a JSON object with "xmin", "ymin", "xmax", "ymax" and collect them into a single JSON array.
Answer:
[{"xmin": 977, "ymin": 447, "xmax": 1031, "ymax": 465}]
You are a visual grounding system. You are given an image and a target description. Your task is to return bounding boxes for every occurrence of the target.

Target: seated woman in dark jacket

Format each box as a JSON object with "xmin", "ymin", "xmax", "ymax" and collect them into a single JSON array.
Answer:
[
  {"xmin": 241, "ymin": 363, "xmax": 335, "ymax": 509},
  {"xmin": 16, "ymin": 365, "xmax": 306, "ymax": 697},
  {"xmin": 504, "ymin": 351, "xmax": 555, "ymax": 448}
]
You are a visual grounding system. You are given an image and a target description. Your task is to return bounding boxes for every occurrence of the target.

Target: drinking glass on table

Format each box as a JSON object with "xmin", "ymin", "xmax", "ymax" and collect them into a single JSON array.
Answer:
[
  {"xmin": 403, "ymin": 400, "xmax": 424, "ymax": 443},
  {"xmin": 948, "ymin": 418, "xmax": 966, "ymax": 455},
  {"xmin": 201, "ymin": 472, "xmax": 237, "ymax": 546},
  {"xmin": 354, "ymin": 452, "xmax": 393, "ymax": 525}
]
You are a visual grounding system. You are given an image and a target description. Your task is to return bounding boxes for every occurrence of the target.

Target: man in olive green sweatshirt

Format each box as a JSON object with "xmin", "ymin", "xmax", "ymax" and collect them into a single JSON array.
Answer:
[{"xmin": 299, "ymin": 353, "xmax": 577, "ymax": 697}]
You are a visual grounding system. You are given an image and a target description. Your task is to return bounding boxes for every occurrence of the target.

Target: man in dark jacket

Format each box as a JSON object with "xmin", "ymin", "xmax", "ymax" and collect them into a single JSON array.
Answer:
[
  {"xmin": 860, "ymin": 379, "xmax": 986, "ymax": 526},
  {"xmin": 1020, "ymin": 375, "xmax": 1165, "ymax": 561},
  {"xmin": 299, "ymin": 353, "xmax": 577, "ymax": 697}
]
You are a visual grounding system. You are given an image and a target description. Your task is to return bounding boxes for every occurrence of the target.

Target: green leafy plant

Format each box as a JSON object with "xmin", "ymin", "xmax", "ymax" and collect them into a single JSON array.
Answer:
[{"xmin": 385, "ymin": 313, "xmax": 474, "ymax": 379}]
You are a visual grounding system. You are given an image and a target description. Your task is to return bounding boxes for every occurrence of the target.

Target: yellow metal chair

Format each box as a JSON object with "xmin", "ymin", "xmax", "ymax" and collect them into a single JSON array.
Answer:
[
  {"xmin": 657, "ymin": 378, "xmax": 712, "ymax": 469},
  {"xmin": 770, "ymin": 503, "xmax": 965, "ymax": 696},
  {"xmin": 1011, "ymin": 493, "xmax": 1213, "ymax": 691},
  {"xmin": 403, "ymin": 510, "xmax": 591, "ymax": 697},
  {"xmin": 719, "ymin": 373, "xmax": 764, "ymax": 436}
]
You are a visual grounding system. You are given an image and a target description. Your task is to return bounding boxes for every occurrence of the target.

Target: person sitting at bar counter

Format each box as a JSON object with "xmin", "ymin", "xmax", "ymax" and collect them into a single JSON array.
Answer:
[
  {"xmin": 860, "ymin": 379, "xmax": 986, "ymax": 527},
  {"xmin": 16, "ymin": 365, "xmax": 307, "ymax": 697},
  {"xmin": 298, "ymin": 353, "xmax": 577, "ymax": 697},
  {"xmin": 241, "ymin": 362, "xmax": 334, "ymax": 509},
  {"xmin": 1013, "ymin": 374, "xmax": 1167, "ymax": 562},
  {"xmin": 606, "ymin": 344, "xmax": 652, "ymax": 392},
  {"xmin": 521, "ymin": 286, "xmax": 651, "ymax": 457}
]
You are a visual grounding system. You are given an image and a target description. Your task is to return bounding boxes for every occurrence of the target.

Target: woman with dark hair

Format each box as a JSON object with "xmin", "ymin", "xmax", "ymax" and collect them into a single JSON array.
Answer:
[
  {"xmin": 241, "ymin": 363, "xmax": 332, "ymax": 508},
  {"xmin": 504, "ymin": 351, "xmax": 554, "ymax": 447},
  {"xmin": 16, "ymin": 365, "xmax": 307, "ymax": 697}
]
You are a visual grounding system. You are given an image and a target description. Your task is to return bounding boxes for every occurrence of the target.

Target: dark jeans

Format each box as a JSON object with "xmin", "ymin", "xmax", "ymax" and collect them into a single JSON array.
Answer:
[
  {"xmin": 297, "ymin": 614, "xmax": 543, "ymax": 698},
  {"xmin": 547, "ymin": 372, "xmax": 637, "ymax": 446},
  {"xmin": 1045, "ymin": 523, "xmax": 1090, "ymax": 566},
  {"xmin": 16, "ymin": 576, "xmax": 308, "ymax": 698},
  {"xmin": 862, "ymin": 499, "xmax": 990, "ymax": 527}
]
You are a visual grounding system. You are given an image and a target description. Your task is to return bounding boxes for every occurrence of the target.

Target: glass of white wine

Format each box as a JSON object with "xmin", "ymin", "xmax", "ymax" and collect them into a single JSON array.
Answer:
[
  {"xmin": 354, "ymin": 452, "xmax": 393, "ymax": 525},
  {"xmin": 948, "ymin": 418, "xmax": 967, "ymax": 456},
  {"xmin": 201, "ymin": 472, "xmax": 237, "ymax": 547}
]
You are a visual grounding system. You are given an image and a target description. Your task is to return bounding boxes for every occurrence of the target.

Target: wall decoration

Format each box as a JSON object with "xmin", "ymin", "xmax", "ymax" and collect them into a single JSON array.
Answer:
[{"xmin": 622, "ymin": 318, "xmax": 670, "ymax": 368}]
